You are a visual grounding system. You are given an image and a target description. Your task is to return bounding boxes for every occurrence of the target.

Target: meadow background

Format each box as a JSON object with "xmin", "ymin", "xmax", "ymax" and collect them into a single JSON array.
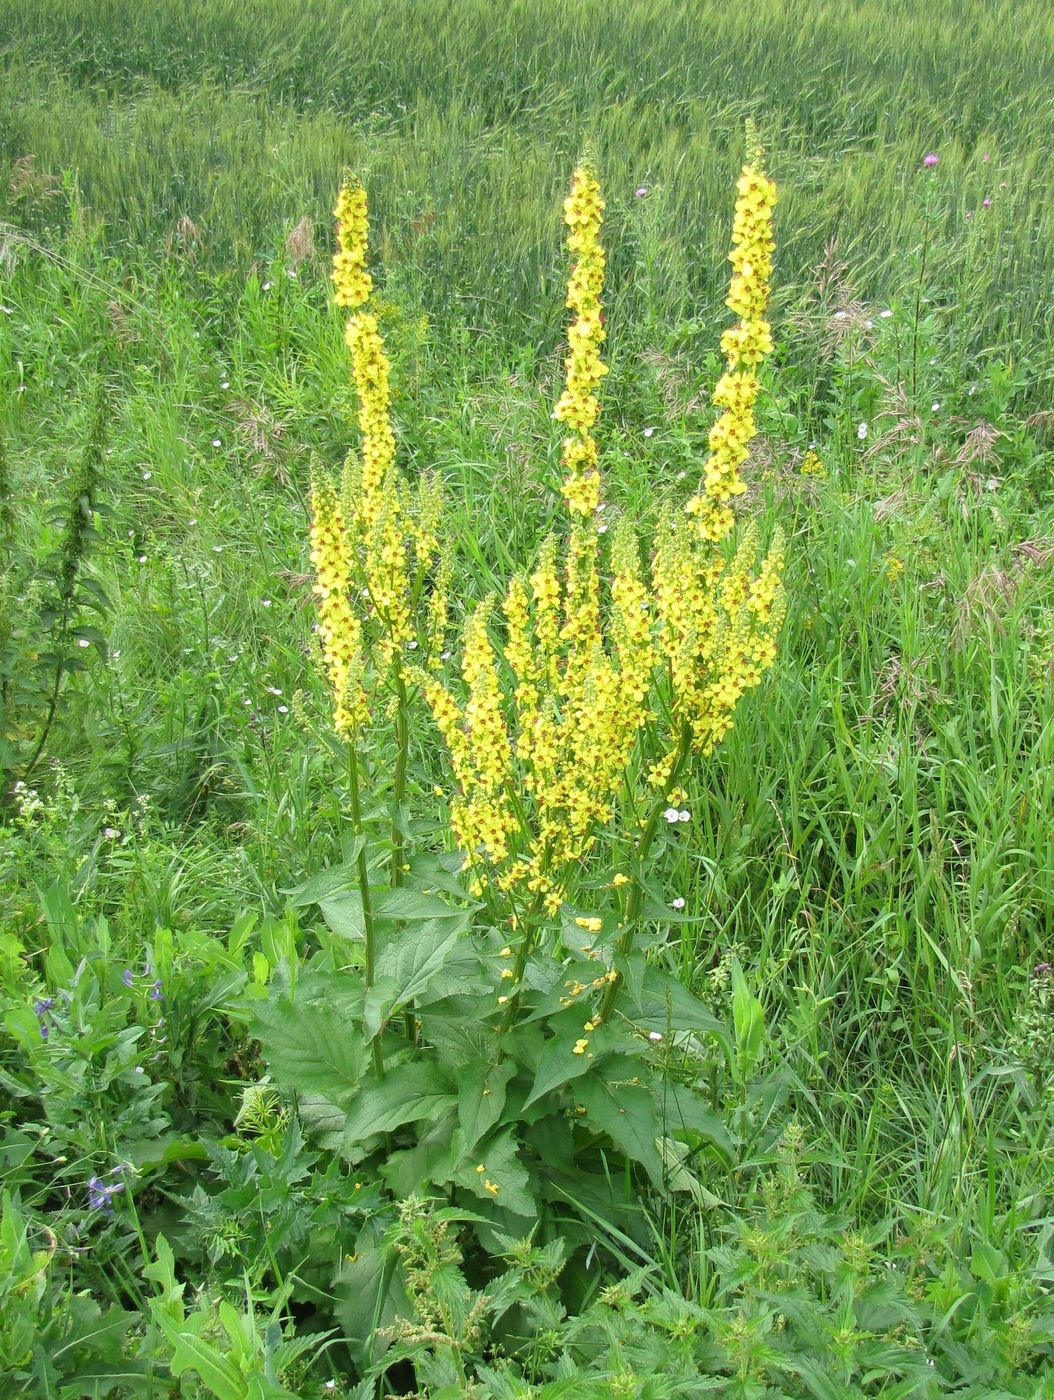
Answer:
[{"xmin": 2, "ymin": 0, "xmax": 1054, "ymax": 1394}]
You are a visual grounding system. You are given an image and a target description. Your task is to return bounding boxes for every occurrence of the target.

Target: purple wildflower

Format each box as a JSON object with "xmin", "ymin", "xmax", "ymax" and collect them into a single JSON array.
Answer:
[
  {"xmin": 635, "ymin": 185, "xmax": 649, "ymax": 198},
  {"xmin": 982, "ymin": 197, "xmax": 992, "ymax": 209},
  {"xmin": 149, "ymin": 980, "xmax": 164, "ymax": 1002},
  {"xmin": 122, "ymin": 968, "xmax": 134, "ymax": 988},
  {"xmin": 40, "ymin": 1022, "xmax": 49, "ymax": 1041},
  {"xmin": 34, "ymin": 997, "xmax": 54, "ymax": 1016},
  {"xmin": 922, "ymin": 152, "xmax": 939, "ymax": 168},
  {"xmin": 87, "ymin": 1174, "xmax": 125, "ymax": 1212}
]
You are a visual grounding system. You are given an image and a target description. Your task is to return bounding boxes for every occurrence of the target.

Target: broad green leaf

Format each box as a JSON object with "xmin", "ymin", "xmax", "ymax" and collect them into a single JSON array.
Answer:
[
  {"xmin": 251, "ymin": 997, "xmax": 369, "ymax": 1108},
  {"xmin": 319, "ymin": 892, "xmax": 364, "ymax": 941},
  {"xmin": 625, "ymin": 961, "xmax": 725, "ymax": 1042},
  {"xmin": 453, "ymin": 1128, "xmax": 537, "ymax": 1218},
  {"xmin": 373, "ymin": 887, "xmax": 472, "ymax": 921},
  {"xmin": 343, "ymin": 1062, "xmax": 455, "ymax": 1151},
  {"xmin": 458, "ymin": 1060, "xmax": 516, "ymax": 1150},
  {"xmin": 524, "ymin": 1010, "xmax": 618, "ymax": 1108},
  {"xmin": 576, "ymin": 1074, "xmax": 664, "ymax": 1188},
  {"xmin": 660, "ymin": 1085, "xmax": 735, "ymax": 1161},
  {"xmin": 282, "ymin": 849, "xmax": 365, "ymax": 907},
  {"xmin": 375, "ymin": 916, "xmax": 469, "ymax": 1008},
  {"xmin": 731, "ymin": 957, "xmax": 764, "ymax": 1081}
]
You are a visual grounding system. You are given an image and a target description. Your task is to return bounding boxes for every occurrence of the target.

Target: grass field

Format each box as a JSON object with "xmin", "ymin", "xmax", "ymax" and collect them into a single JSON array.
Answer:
[{"xmin": 2, "ymin": 2, "xmax": 1054, "ymax": 1395}]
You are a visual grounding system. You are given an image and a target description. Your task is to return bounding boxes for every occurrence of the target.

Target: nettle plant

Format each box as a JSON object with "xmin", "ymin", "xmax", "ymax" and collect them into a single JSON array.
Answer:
[{"xmin": 254, "ymin": 136, "xmax": 785, "ymax": 1328}]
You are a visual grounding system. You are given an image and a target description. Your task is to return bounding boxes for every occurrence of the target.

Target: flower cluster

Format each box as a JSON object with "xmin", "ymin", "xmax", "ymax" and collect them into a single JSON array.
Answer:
[
  {"xmin": 309, "ymin": 475, "xmax": 367, "ymax": 735},
  {"xmin": 423, "ymin": 151, "xmax": 786, "ymax": 919},
  {"xmin": 686, "ymin": 150, "xmax": 777, "ymax": 542},
  {"xmin": 553, "ymin": 164, "xmax": 607, "ymax": 518},
  {"xmin": 332, "ymin": 181, "xmax": 372, "ymax": 309},
  {"xmin": 309, "ymin": 181, "xmax": 450, "ymax": 729}
]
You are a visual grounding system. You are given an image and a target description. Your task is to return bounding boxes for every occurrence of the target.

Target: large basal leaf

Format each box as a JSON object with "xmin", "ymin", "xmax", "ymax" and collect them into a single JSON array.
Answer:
[
  {"xmin": 624, "ymin": 960, "xmax": 726, "ymax": 1044},
  {"xmin": 575, "ymin": 1073, "xmax": 665, "ymax": 1188},
  {"xmin": 251, "ymin": 997, "xmax": 369, "ymax": 1109},
  {"xmin": 660, "ymin": 1085, "xmax": 735, "ymax": 1163},
  {"xmin": 343, "ymin": 1061, "xmax": 456, "ymax": 1153},
  {"xmin": 523, "ymin": 1011, "xmax": 623, "ymax": 1109}
]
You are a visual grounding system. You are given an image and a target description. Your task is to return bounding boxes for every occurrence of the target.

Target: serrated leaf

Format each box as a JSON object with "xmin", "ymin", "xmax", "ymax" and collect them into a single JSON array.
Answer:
[
  {"xmin": 373, "ymin": 887, "xmax": 472, "ymax": 921},
  {"xmin": 282, "ymin": 849, "xmax": 365, "ymax": 907},
  {"xmin": 575, "ymin": 1075, "xmax": 664, "ymax": 1187},
  {"xmin": 343, "ymin": 1062, "xmax": 455, "ymax": 1151},
  {"xmin": 453, "ymin": 1129, "xmax": 537, "ymax": 1219},
  {"xmin": 625, "ymin": 961, "xmax": 725, "ymax": 1042},
  {"xmin": 375, "ymin": 916, "xmax": 469, "ymax": 1008},
  {"xmin": 524, "ymin": 1011, "xmax": 618, "ymax": 1108},
  {"xmin": 319, "ymin": 893, "xmax": 364, "ymax": 941},
  {"xmin": 251, "ymin": 997, "xmax": 369, "ymax": 1108},
  {"xmin": 458, "ymin": 1060, "xmax": 515, "ymax": 1150}
]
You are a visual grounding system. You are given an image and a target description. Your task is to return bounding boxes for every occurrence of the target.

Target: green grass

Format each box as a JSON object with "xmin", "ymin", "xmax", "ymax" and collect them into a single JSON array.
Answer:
[{"xmin": 2, "ymin": 1, "xmax": 1054, "ymax": 1394}]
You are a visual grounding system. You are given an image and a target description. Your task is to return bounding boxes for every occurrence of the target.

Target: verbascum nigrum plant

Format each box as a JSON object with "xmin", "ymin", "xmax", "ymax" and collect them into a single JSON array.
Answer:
[{"xmin": 262, "ymin": 137, "xmax": 787, "ymax": 1274}]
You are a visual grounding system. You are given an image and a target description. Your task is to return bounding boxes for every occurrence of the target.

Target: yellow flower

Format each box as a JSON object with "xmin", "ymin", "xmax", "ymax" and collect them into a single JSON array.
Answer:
[
  {"xmin": 308, "ymin": 475, "xmax": 367, "ymax": 734},
  {"xmin": 332, "ymin": 181, "xmax": 372, "ymax": 309},
  {"xmin": 575, "ymin": 916, "xmax": 603, "ymax": 933},
  {"xmin": 554, "ymin": 163, "xmax": 607, "ymax": 517}
]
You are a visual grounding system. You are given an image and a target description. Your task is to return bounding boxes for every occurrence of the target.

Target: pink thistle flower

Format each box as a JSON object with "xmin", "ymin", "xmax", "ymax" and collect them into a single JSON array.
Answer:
[{"xmin": 922, "ymin": 152, "xmax": 939, "ymax": 168}]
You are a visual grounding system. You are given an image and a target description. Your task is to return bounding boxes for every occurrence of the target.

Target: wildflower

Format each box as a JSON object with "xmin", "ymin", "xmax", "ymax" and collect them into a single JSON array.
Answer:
[
  {"xmin": 672, "ymin": 897, "xmax": 686, "ymax": 909},
  {"xmin": 483, "ymin": 1179, "xmax": 500, "ymax": 1196},
  {"xmin": 643, "ymin": 426, "xmax": 655, "ymax": 438},
  {"xmin": 87, "ymin": 1171, "xmax": 125, "ymax": 1213},
  {"xmin": 648, "ymin": 1031, "xmax": 663, "ymax": 1042},
  {"xmin": 122, "ymin": 969, "xmax": 134, "ymax": 988},
  {"xmin": 33, "ymin": 997, "xmax": 53, "ymax": 1016},
  {"xmin": 982, "ymin": 197, "xmax": 992, "ymax": 209},
  {"xmin": 309, "ymin": 475, "xmax": 367, "ymax": 735},
  {"xmin": 211, "ymin": 438, "xmax": 221, "ymax": 448},
  {"xmin": 635, "ymin": 185, "xmax": 649, "ymax": 198},
  {"xmin": 332, "ymin": 181, "xmax": 372, "ymax": 309},
  {"xmin": 663, "ymin": 807, "xmax": 680, "ymax": 823},
  {"xmin": 800, "ymin": 449, "xmax": 825, "ymax": 478},
  {"xmin": 575, "ymin": 916, "xmax": 603, "ymax": 933},
  {"xmin": 923, "ymin": 152, "xmax": 939, "ymax": 167},
  {"xmin": 573, "ymin": 1038, "xmax": 589, "ymax": 1055},
  {"xmin": 554, "ymin": 162, "xmax": 607, "ymax": 517},
  {"xmin": 879, "ymin": 308, "xmax": 893, "ymax": 318},
  {"xmin": 857, "ymin": 422, "xmax": 868, "ymax": 439},
  {"xmin": 611, "ymin": 873, "xmax": 629, "ymax": 887},
  {"xmin": 149, "ymin": 981, "xmax": 164, "ymax": 1002}
]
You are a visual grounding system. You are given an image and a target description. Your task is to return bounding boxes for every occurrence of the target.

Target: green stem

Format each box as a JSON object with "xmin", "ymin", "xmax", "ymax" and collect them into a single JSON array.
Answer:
[
  {"xmin": 391, "ymin": 666, "xmax": 410, "ymax": 887},
  {"xmin": 348, "ymin": 738, "xmax": 384, "ymax": 1076},
  {"xmin": 598, "ymin": 728, "xmax": 692, "ymax": 1025}
]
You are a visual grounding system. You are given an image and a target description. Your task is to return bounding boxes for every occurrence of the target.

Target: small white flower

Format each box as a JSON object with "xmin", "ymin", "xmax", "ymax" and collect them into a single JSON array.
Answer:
[
  {"xmin": 267, "ymin": 686, "xmax": 282, "ymax": 695},
  {"xmin": 931, "ymin": 401, "xmax": 941, "ymax": 412},
  {"xmin": 142, "ymin": 471, "xmax": 152, "ymax": 480},
  {"xmin": 648, "ymin": 1031, "xmax": 663, "ymax": 1042},
  {"xmin": 188, "ymin": 517, "xmax": 198, "ymax": 526},
  {"xmin": 262, "ymin": 598, "xmax": 272, "ymax": 607},
  {"xmin": 663, "ymin": 807, "xmax": 679, "ymax": 823},
  {"xmin": 857, "ymin": 422, "xmax": 868, "ymax": 440},
  {"xmin": 677, "ymin": 809, "xmax": 690, "ymax": 823},
  {"xmin": 0, "ymin": 305, "xmax": 11, "ymax": 315},
  {"xmin": 77, "ymin": 638, "xmax": 90, "ymax": 648},
  {"xmin": 212, "ymin": 545, "xmax": 223, "ymax": 554},
  {"xmin": 137, "ymin": 554, "xmax": 147, "ymax": 563},
  {"xmin": 440, "ymin": 650, "xmax": 451, "ymax": 660},
  {"xmin": 262, "ymin": 281, "xmax": 272, "ymax": 291},
  {"xmin": 968, "ymin": 385, "xmax": 977, "ymax": 396},
  {"xmin": 407, "ymin": 640, "xmax": 419, "ymax": 650},
  {"xmin": 879, "ymin": 308, "xmax": 893, "ymax": 318},
  {"xmin": 278, "ymin": 704, "xmax": 289, "ymax": 714},
  {"xmin": 597, "ymin": 524, "xmax": 608, "ymax": 534},
  {"xmin": 103, "ymin": 827, "xmax": 119, "ymax": 839},
  {"xmin": 211, "ymin": 438, "xmax": 221, "ymax": 448},
  {"xmin": 243, "ymin": 698, "xmax": 252, "ymax": 706},
  {"xmin": 833, "ymin": 310, "xmax": 848, "ymax": 320},
  {"xmin": 643, "ymin": 426, "xmax": 655, "ymax": 438},
  {"xmin": 676, "ymin": 470, "xmax": 686, "ymax": 480},
  {"xmin": 220, "ymin": 379, "xmax": 230, "ymax": 389},
  {"xmin": 672, "ymin": 897, "xmax": 686, "ymax": 909}
]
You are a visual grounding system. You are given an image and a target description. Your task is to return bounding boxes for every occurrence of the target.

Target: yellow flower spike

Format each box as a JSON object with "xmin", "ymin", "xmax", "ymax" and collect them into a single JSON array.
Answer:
[
  {"xmin": 332, "ymin": 180, "xmax": 372, "ymax": 309},
  {"xmin": 688, "ymin": 144, "xmax": 777, "ymax": 543},
  {"xmin": 345, "ymin": 311, "xmax": 396, "ymax": 529},
  {"xmin": 555, "ymin": 162, "xmax": 607, "ymax": 518},
  {"xmin": 308, "ymin": 475, "xmax": 367, "ymax": 735}
]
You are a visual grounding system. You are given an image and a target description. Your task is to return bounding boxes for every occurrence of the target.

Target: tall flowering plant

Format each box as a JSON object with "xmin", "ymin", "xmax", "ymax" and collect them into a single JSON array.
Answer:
[{"xmin": 255, "ymin": 144, "xmax": 787, "ymax": 1314}]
